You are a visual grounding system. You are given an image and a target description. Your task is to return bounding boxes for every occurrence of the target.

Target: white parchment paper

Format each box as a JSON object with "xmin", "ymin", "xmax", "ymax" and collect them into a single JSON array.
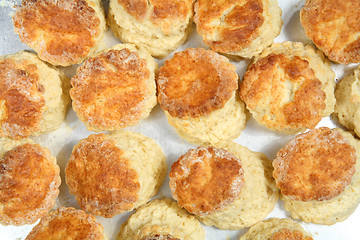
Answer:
[{"xmin": 0, "ymin": 0, "xmax": 359, "ymax": 239}]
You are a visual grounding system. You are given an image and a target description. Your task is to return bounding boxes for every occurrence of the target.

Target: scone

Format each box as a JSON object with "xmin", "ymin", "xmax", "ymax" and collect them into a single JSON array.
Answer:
[
  {"xmin": 273, "ymin": 127, "xmax": 360, "ymax": 225},
  {"xmin": 157, "ymin": 48, "xmax": 248, "ymax": 145},
  {"xmin": 169, "ymin": 144, "xmax": 279, "ymax": 229},
  {"xmin": 65, "ymin": 131, "xmax": 167, "ymax": 218},
  {"xmin": 300, "ymin": 0, "xmax": 360, "ymax": 64},
  {"xmin": 70, "ymin": 43, "xmax": 157, "ymax": 132},
  {"xmin": 240, "ymin": 41, "xmax": 335, "ymax": 134},
  {"xmin": 240, "ymin": 218, "xmax": 313, "ymax": 240},
  {"xmin": 194, "ymin": 0, "xmax": 282, "ymax": 58},
  {"xmin": 334, "ymin": 66, "xmax": 360, "ymax": 137},
  {"xmin": 25, "ymin": 207, "xmax": 107, "ymax": 240},
  {"xmin": 117, "ymin": 198, "xmax": 205, "ymax": 240},
  {"xmin": 0, "ymin": 51, "xmax": 70, "ymax": 139},
  {"xmin": 108, "ymin": 0, "xmax": 195, "ymax": 58},
  {"xmin": 13, "ymin": 0, "xmax": 106, "ymax": 66},
  {"xmin": 0, "ymin": 138, "xmax": 61, "ymax": 225}
]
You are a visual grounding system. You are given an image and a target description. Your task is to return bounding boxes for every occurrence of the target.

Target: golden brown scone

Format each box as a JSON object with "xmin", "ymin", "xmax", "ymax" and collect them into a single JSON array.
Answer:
[
  {"xmin": 194, "ymin": 0, "xmax": 282, "ymax": 58},
  {"xmin": 240, "ymin": 41, "xmax": 335, "ymax": 134},
  {"xmin": 240, "ymin": 218, "xmax": 313, "ymax": 240},
  {"xmin": 117, "ymin": 199, "xmax": 205, "ymax": 240},
  {"xmin": 108, "ymin": 0, "xmax": 195, "ymax": 58},
  {"xmin": 65, "ymin": 131, "xmax": 167, "ymax": 218},
  {"xmin": 70, "ymin": 43, "xmax": 157, "ymax": 132},
  {"xmin": 0, "ymin": 139, "xmax": 60, "ymax": 226},
  {"xmin": 25, "ymin": 207, "xmax": 106, "ymax": 240},
  {"xmin": 300, "ymin": 0, "xmax": 360, "ymax": 64},
  {"xmin": 274, "ymin": 127, "xmax": 355, "ymax": 201},
  {"xmin": 334, "ymin": 66, "xmax": 360, "ymax": 137},
  {"xmin": 13, "ymin": 0, "xmax": 106, "ymax": 66},
  {"xmin": 0, "ymin": 51, "xmax": 70, "ymax": 139},
  {"xmin": 273, "ymin": 128, "xmax": 360, "ymax": 225},
  {"xmin": 170, "ymin": 146, "xmax": 245, "ymax": 216},
  {"xmin": 169, "ymin": 144, "xmax": 278, "ymax": 229},
  {"xmin": 157, "ymin": 48, "xmax": 248, "ymax": 145}
]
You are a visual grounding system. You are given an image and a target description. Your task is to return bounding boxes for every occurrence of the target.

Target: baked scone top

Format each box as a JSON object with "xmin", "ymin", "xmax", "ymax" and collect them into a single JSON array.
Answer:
[
  {"xmin": 194, "ymin": 0, "xmax": 265, "ymax": 53},
  {"xmin": 0, "ymin": 57, "xmax": 46, "ymax": 139},
  {"xmin": 273, "ymin": 127, "xmax": 356, "ymax": 201},
  {"xmin": 240, "ymin": 53, "xmax": 325, "ymax": 132},
  {"xmin": 300, "ymin": 0, "xmax": 360, "ymax": 64},
  {"xmin": 269, "ymin": 228, "xmax": 313, "ymax": 240},
  {"xmin": 70, "ymin": 48, "xmax": 151, "ymax": 131},
  {"xmin": 169, "ymin": 146, "xmax": 244, "ymax": 215},
  {"xmin": 65, "ymin": 133, "xmax": 140, "ymax": 217},
  {"xmin": 0, "ymin": 143, "xmax": 60, "ymax": 225},
  {"xmin": 157, "ymin": 48, "xmax": 238, "ymax": 119},
  {"xmin": 25, "ymin": 207, "xmax": 105, "ymax": 240},
  {"xmin": 117, "ymin": 0, "xmax": 195, "ymax": 34},
  {"xmin": 13, "ymin": 0, "xmax": 103, "ymax": 66}
]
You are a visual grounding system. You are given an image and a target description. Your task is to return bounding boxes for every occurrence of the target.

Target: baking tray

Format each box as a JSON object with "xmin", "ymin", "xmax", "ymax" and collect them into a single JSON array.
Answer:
[{"xmin": 0, "ymin": 0, "xmax": 359, "ymax": 239}]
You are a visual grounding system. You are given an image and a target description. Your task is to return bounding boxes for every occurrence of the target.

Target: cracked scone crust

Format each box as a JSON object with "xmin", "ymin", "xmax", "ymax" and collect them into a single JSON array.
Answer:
[
  {"xmin": 117, "ymin": 199, "xmax": 205, "ymax": 240},
  {"xmin": 70, "ymin": 44, "xmax": 157, "ymax": 132},
  {"xmin": 65, "ymin": 131, "xmax": 166, "ymax": 218},
  {"xmin": 157, "ymin": 48, "xmax": 247, "ymax": 145},
  {"xmin": 300, "ymin": 0, "xmax": 360, "ymax": 64},
  {"xmin": 108, "ymin": 0, "xmax": 195, "ymax": 58},
  {"xmin": 240, "ymin": 218, "xmax": 313, "ymax": 240},
  {"xmin": 25, "ymin": 207, "xmax": 106, "ymax": 240},
  {"xmin": 240, "ymin": 41, "xmax": 335, "ymax": 134},
  {"xmin": 334, "ymin": 66, "xmax": 360, "ymax": 137},
  {"xmin": 0, "ymin": 138, "xmax": 60, "ymax": 225},
  {"xmin": 274, "ymin": 128, "xmax": 360, "ymax": 225},
  {"xmin": 0, "ymin": 51, "xmax": 70, "ymax": 139},
  {"xmin": 194, "ymin": 0, "xmax": 282, "ymax": 58},
  {"xmin": 169, "ymin": 144, "xmax": 278, "ymax": 229},
  {"xmin": 13, "ymin": 0, "xmax": 106, "ymax": 66}
]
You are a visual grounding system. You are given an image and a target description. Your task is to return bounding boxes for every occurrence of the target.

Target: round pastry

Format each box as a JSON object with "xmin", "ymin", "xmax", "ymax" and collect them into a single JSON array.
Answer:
[
  {"xmin": 300, "ymin": 0, "xmax": 360, "ymax": 64},
  {"xmin": 65, "ymin": 131, "xmax": 167, "ymax": 218},
  {"xmin": 240, "ymin": 41, "xmax": 335, "ymax": 134},
  {"xmin": 240, "ymin": 218, "xmax": 313, "ymax": 240},
  {"xmin": 0, "ymin": 138, "xmax": 61, "ymax": 225},
  {"xmin": 194, "ymin": 0, "xmax": 282, "ymax": 58},
  {"xmin": 108, "ymin": 0, "xmax": 195, "ymax": 58},
  {"xmin": 25, "ymin": 207, "xmax": 106, "ymax": 240},
  {"xmin": 157, "ymin": 48, "xmax": 247, "ymax": 145},
  {"xmin": 169, "ymin": 144, "xmax": 278, "ymax": 229},
  {"xmin": 334, "ymin": 66, "xmax": 360, "ymax": 137},
  {"xmin": 0, "ymin": 51, "xmax": 70, "ymax": 139},
  {"xmin": 13, "ymin": 0, "xmax": 106, "ymax": 66},
  {"xmin": 273, "ymin": 127, "xmax": 360, "ymax": 225},
  {"xmin": 117, "ymin": 198, "xmax": 205, "ymax": 240},
  {"xmin": 70, "ymin": 43, "xmax": 157, "ymax": 132}
]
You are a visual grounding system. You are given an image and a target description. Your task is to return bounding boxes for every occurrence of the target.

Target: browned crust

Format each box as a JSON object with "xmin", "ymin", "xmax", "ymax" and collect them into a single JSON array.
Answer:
[
  {"xmin": 13, "ymin": 0, "xmax": 102, "ymax": 66},
  {"xmin": 194, "ymin": 0, "xmax": 264, "ymax": 53},
  {"xmin": 117, "ymin": 0, "xmax": 194, "ymax": 34},
  {"xmin": 169, "ymin": 146, "xmax": 244, "ymax": 215},
  {"xmin": 240, "ymin": 53, "xmax": 326, "ymax": 131},
  {"xmin": 273, "ymin": 127, "xmax": 356, "ymax": 201},
  {"xmin": 0, "ymin": 143, "xmax": 60, "ymax": 225},
  {"xmin": 0, "ymin": 58, "xmax": 45, "ymax": 139},
  {"xmin": 25, "ymin": 207, "xmax": 105, "ymax": 240},
  {"xmin": 269, "ymin": 228, "xmax": 313, "ymax": 240},
  {"xmin": 157, "ymin": 48, "xmax": 238, "ymax": 118},
  {"xmin": 300, "ymin": 0, "xmax": 360, "ymax": 64},
  {"xmin": 65, "ymin": 133, "xmax": 140, "ymax": 217},
  {"xmin": 70, "ymin": 48, "xmax": 151, "ymax": 130}
]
